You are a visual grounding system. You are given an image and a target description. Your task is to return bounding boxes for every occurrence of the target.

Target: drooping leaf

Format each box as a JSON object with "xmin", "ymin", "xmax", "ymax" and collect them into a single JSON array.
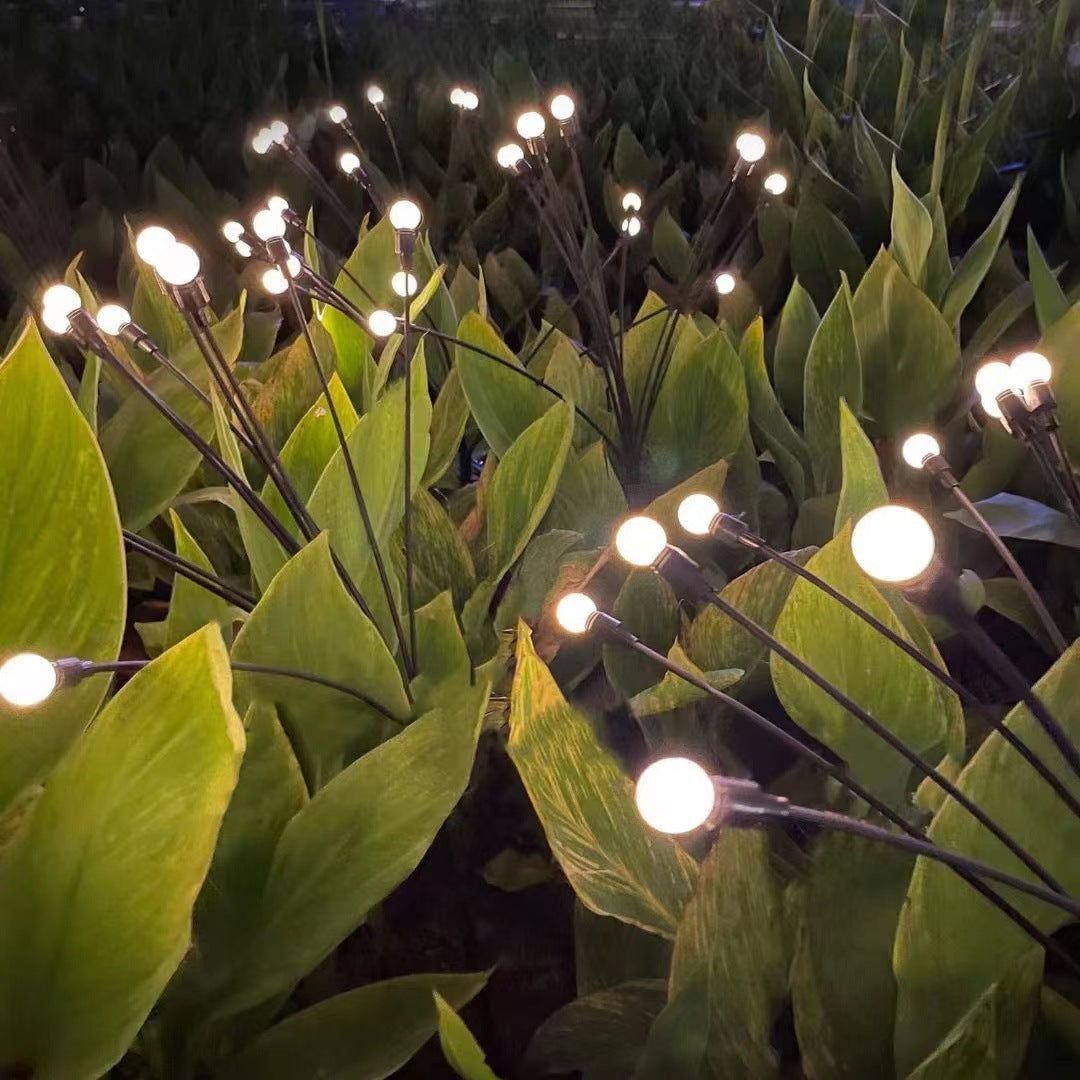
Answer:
[
  {"xmin": 434, "ymin": 992, "xmax": 501, "ymax": 1080},
  {"xmin": 834, "ymin": 399, "xmax": 888, "ymax": 532}
]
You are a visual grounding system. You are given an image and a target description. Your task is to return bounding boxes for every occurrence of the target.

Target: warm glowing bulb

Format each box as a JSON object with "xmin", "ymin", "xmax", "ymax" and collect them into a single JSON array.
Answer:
[
  {"xmin": 981, "ymin": 394, "xmax": 1004, "ymax": 420},
  {"xmin": 156, "ymin": 243, "xmax": 201, "ymax": 286},
  {"xmin": 850, "ymin": 506, "xmax": 936, "ymax": 584},
  {"xmin": 462, "ymin": 91, "xmax": 479, "ymax": 111},
  {"xmin": 285, "ymin": 254, "xmax": 302, "ymax": 278},
  {"xmin": 388, "ymin": 199, "xmax": 422, "ymax": 232},
  {"xmin": 95, "ymin": 304, "xmax": 131, "ymax": 336},
  {"xmin": 268, "ymin": 119, "xmax": 288, "ymax": 142},
  {"xmin": 1011, "ymin": 351, "xmax": 1052, "ymax": 389},
  {"xmin": 620, "ymin": 216, "xmax": 642, "ymax": 237},
  {"xmin": 0, "ymin": 653, "xmax": 58, "ymax": 708},
  {"xmin": 134, "ymin": 225, "xmax": 176, "ymax": 267},
  {"xmin": 41, "ymin": 307, "xmax": 72, "ymax": 334},
  {"xmin": 328, "ymin": 103, "xmax": 348, "ymax": 124},
  {"xmin": 235, "ymin": 241, "xmax": 253, "ymax": 258},
  {"xmin": 735, "ymin": 131, "xmax": 767, "ymax": 163},
  {"xmin": 366, "ymin": 85, "xmax": 385, "ymax": 106},
  {"xmin": 549, "ymin": 93, "xmax": 575, "ymax": 122},
  {"xmin": 367, "ymin": 309, "xmax": 398, "ymax": 338},
  {"xmin": 262, "ymin": 268, "xmax": 288, "ymax": 295},
  {"xmin": 252, "ymin": 209, "xmax": 287, "ymax": 241},
  {"xmin": 222, "ymin": 220, "xmax": 244, "ymax": 244},
  {"xmin": 901, "ymin": 433, "xmax": 941, "ymax": 469},
  {"xmin": 678, "ymin": 493, "xmax": 721, "ymax": 536},
  {"xmin": 555, "ymin": 593, "xmax": 597, "ymax": 635},
  {"xmin": 496, "ymin": 143, "xmax": 525, "ymax": 170},
  {"xmin": 339, "ymin": 151, "xmax": 361, "ymax": 175},
  {"xmin": 516, "ymin": 110, "xmax": 546, "ymax": 141},
  {"xmin": 251, "ymin": 128, "xmax": 273, "ymax": 155},
  {"xmin": 763, "ymin": 171, "xmax": 788, "ymax": 195},
  {"xmin": 621, "ymin": 191, "xmax": 642, "ymax": 212},
  {"xmin": 635, "ymin": 758, "xmax": 716, "ymax": 834},
  {"xmin": 974, "ymin": 360, "xmax": 1015, "ymax": 400},
  {"xmin": 267, "ymin": 194, "xmax": 289, "ymax": 214},
  {"xmin": 614, "ymin": 516, "xmax": 667, "ymax": 567},
  {"xmin": 715, "ymin": 272, "xmax": 736, "ymax": 295},
  {"xmin": 391, "ymin": 271, "xmax": 418, "ymax": 297},
  {"xmin": 450, "ymin": 87, "xmax": 466, "ymax": 106}
]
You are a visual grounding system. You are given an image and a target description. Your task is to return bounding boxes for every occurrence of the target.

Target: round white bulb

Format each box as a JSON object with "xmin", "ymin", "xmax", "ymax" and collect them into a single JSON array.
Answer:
[
  {"xmin": 156, "ymin": 243, "xmax": 201, "ymax": 286},
  {"xmin": 974, "ymin": 360, "xmax": 1016, "ymax": 400},
  {"xmin": 450, "ymin": 87, "xmax": 466, "ymax": 106},
  {"xmin": 328, "ymin": 103, "xmax": 348, "ymax": 124},
  {"xmin": 252, "ymin": 209, "xmax": 287, "ymax": 241},
  {"xmin": 267, "ymin": 194, "xmax": 289, "ymax": 214},
  {"xmin": 555, "ymin": 593, "xmax": 597, "ymax": 635},
  {"xmin": 901, "ymin": 433, "xmax": 941, "ymax": 469},
  {"xmin": 715, "ymin": 272, "xmax": 736, "ymax": 295},
  {"xmin": 763, "ymin": 171, "xmax": 788, "ymax": 196},
  {"xmin": 388, "ymin": 199, "xmax": 423, "ymax": 232},
  {"xmin": 735, "ymin": 131, "xmax": 767, "ymax": 163},
  {"xmin": 462, "ymin": 91, "xmax": 479, "ymax": 111},
  {"xmin": 496, "ymin": 143, "xmax": 525, "ymax": 170},
  {"xmin": 621, "ymin": 191, "xmax": 642, "ymax": 212},
  {"xmin": 42, "ymin": 283, "xmax": 81, "ymax": 316},
  {"xmin": 367, "ymin": 309, "xmax": 398, "ymax": 338},
  {"xmin": 678, "ymin": 493, "xmax": 721, "ymax": 536},
  {"xmin": 516, "ymin": 110, "xmax": 546, "ymax": 140},
  {"xmin": 268, "ymin": 119, "xmax": 288, "ymax": 143},
  {"xmin": 1011, "ymin": 351, "xmax": 1052, "ymax": 389},
  {"xmin": 41, "ymin": 307, "xmax": 72, "ymax": 334},
  {"xmin": 95, "ymin": 304, "xmax": 131, "ymax": 336},
  {"xmin": 620, "ymin": 216, "xmax": 642, "ymax": 237},
  {"xmin": 235, "ymin": 240, "xmax": 253, "ymax": 258},
  {"xmin": 391, "ymin": 271, "xmax": 419, "ymax": 298},
  {"xmin": 366, "ymin": 85, "xmax": 385, "ymax": 106},
  {"xmin": 550, "ymin": 93, "xmax": 575, "ymax": 122},
  {"xmin": 222, "ymin": 220, "xmax": 245, "ymax": 244},
  {"xmin": 285, "ymin": 254, "xmax": 301, "ymax": 278},
  {"xmin": 262, "ymin": 268, "xmax": 288, "ymax": 295},
  {"xmin": 339, "ymin": 151, "xmax": 361, "ymax": 175},
  {"xmin": 0, "ymin": 653, "xmax": 58, "ymax": 708},
  {"xmin": 635, "ymin": 758, "xmax": 716, "ymax": 834},
  {"xmin": 251, "ymin": 128, "xmax": 273, "ymax": 155},
  {"xmin": 981, "ymin": 394, "xmax": 1004, "ymax": 420},
  {"xmin": 850, "ymin": 506, "xmax": 936, "ymax": 584},
  {"xmin": 134, "ymin": 225, "xmax": 177, "ymax": 267},
  {"xmin": 614, "ymin": 516, "xmax": 668, "ymax": 567}
]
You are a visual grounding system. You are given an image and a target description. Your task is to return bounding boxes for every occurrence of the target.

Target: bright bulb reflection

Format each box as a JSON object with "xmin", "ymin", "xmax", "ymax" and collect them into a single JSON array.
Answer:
[
  {"xmin": 461, "ymin": 91, "xmax": 479, "ymax": 111},
  {"xmin": 496, "ymin": 143, "xmax": 525, "ymax": 170},
  {"xmin": 974, "ymin": 361, "xmax": 1015, "ymax": 400},
  {"xmin": 450, "ymin": 87, "xmax": 465, "ymax": 106},
  {"xmin": 901, "ymin": 433, "xmax": 941, "ymax": 469},
  {"xmin": 252, "ymin": 209, "xmax": 287, "ymax": 241},
  {"xmin": 268, "ymin": 119, "xmax": 288, "ymax": 142},
  {"xmin": 620, "ymin": 216, "xmax": 642, "ymax": 237},
  {"xmin": 388, "ymin": 199, "xmax": 422, "ymax": 231},
  {"xmin": 134, "ymin": 225, "xmax": 176, "ymax": 267},
  {"xmin": 850, "ymin": 506, "xmax": 936, "ymax": 584},
  {"xmin": 95, "ymin": 304, "xmax": 131, "ymax": 336},
  {"xmin": 763, "ymin": 172, "xmax": 788, "ymax": 195},
  {"xmin": 267, "ymin": 195, "xmax": 289, "ymax": 214},
  {"xmin": 251, "ymin": 128, "xmax": 273, "ymax": 155},
  {"xmin": 391, "ymin": 271, "xmax": 419, "ymax": 298},
  {"xmin": 614, "ymin": 516, "xmax": 667, "ymax": 567},
  {"xmin": 678, "ymin": 493, "xmax": 720, "ymax": 536},
  {"xmin": 262, "ymin": 268, "xmax": 288, "ymax": 295},
  {"xmin": 366, "ymin": 85, "xmax": 385, "ymax": 106},
  {"xmin": 367, "ymin": 309, "xmax": 398, "ymax": 338},
  {"xmin": 1011, "ymin": 351, "xmax": 1052, "ymax": 388},
  {"xmin": 222, "ymin": 220, "xmax": 244, "ymax": 244},
  {"xmin": 157, "ymin": 243, "xmax": 201, "ymax": 286},
  {"xmin": 550, "ymin": 93, "xmax": 575, "ymax": 122},
  {"xmin": 621, "ymin": 191, "xmax": 642, "ymax": 212},
  {"xmin": 555, "ymin": 593, "xmax": 597, "ymax": 635},
  {"xmin": 635, "ymin": 758, "xmax": 716, "ymax": 834},
  {"xmin": 42, "ymin": 284, "xmax": 81, "ymax": 315},
  {"xmin": 0, "ymin": 653, "xmax": 58, "ymax": 708},
  {"xmin": 235, "ymin": 241, "xmax": 253, "ymax": 258},
  {"xmin": 735, "ymin": 131, "xmax": 767, "ymax": 163},
  {"xmin": 339, "ymin": 151, "xmax": 361, "ymax": 175},
  {"xmin": 328, "ymin": 104, "xmax": 348, "ymax": 124},
  {"xmin": 982, "ymin": 394, "xmax": 1004, "ymax": 420},
  {"xmin": 516, "ymin": 110, "xmax": 546, "ymax": 141},
  {"xmin": 715, "ymin": 272, "xmax": 736, "ymax": 295}
]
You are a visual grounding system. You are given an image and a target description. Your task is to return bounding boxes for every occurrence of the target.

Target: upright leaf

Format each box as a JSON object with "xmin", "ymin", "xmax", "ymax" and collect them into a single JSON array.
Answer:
[
  {"xmin": 160, "ymin": 509, "xmax": 233, "ymax": 649},
  {"xmin": 790, "ymin": 193, "xmax": 866, "ymax": 311},
  {"xmin": 434, "ymin": 993, "xmax": 501, "ymax": 1080},
  {"xmin": 773, "ymin": 278, "xmax": 820, "ymax": 422},
  {"xmin": 833, "ymin": 399, "xmax": 888, "ymax": 532},
  {"xmin": 1027, "ymin": 227, "xmax": 1069, "ymax": 332},
  {"xmin": 633, "ymin": 969, "xmax": 710, "ymax": 1079},
  {"xmin": 889, "ymin": 158, "xmax": 934, "ymax": 285}
]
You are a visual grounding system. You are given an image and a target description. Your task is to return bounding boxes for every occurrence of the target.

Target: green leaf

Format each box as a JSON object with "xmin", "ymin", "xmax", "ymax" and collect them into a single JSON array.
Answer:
[
  {"xmin": 889, "ymin": 158, "xmax": 934, "ymax": 285},
  {"xmin": 1027, "ymin": 227, "xmax": 1069, "ymax": 333},
  {"xmin": 834, "ymin": 399, "xmax": 888, "ymax": 532},
  {"xmin": 0, "ymin": 320, "xmax": 125, "ymax": 812},
  {"xmin": 125, "ymin": 220, "xmax": 190, "ymax": 357},
  {"xmin": 629, "ymin": 641, "xmax": 742, "ymax": 719},
  {"xmin": 623, "ymin": 292, "xmax": 670, "ymax": 412},
  {"xmin": 424, "ymin": 367, "xmax": 469, "ymax": 486},
  {"xmin": 231, "ymin": 534, "xmax": 410, "ymax": 788},
  {"xmin": 790, "ymin": 193, "xmax": 866, "ymax": 311},
  {"xmin": 509, "ymin": 625, "xmax": 699, "ymax": 937},
  {"xmin": 773, "ymin": 278, "xmax": 820, "ymax": 423},
  {"xmin": 947, "ymin": 493, "xmax": 1080, "ymax": 548},
  {"xmin": 544, "ymin": 334, "xmax": 613, "ymax": 449},
  {"xmin": 407, "ymin": 488, "xmax": 476, "ymax": 609},
  {"xmin": 893, "ymin": 642, "xmax": 1080, "ymax": 1074},
  {"xmin": 851, "ymin": 248, "xmax": 959, "ymax": 437},
  {"xmin": 642, "ymin": 459, "xmax": 729, "ymax": 540},
  {"xmin": 434, "ymin": 992, "xmax": 501, "ymax": 1080},
  {"xmin": 633, "ymin": 968, "xmax": 710, "ymax": 1079},
  {"xmin": 804, "ymin": 280, "xmax": 861, "ymax": 492},
  {"xmin": 411, "ymin": 591, "xmax": 472, "ymax": 710},
  {"xmin": 921, "ymin": 193, "xmax": 952, "ymax": 307},
  {"xmin": 765, "ymin": 20, "xmax": 805, "ymax": 142},
  {"xmin": 853, "ymin": 110, "xmax": 892, "ymax": 228},
  {"xmin": 1037, "ymin": 302, "xmax": 1080, "ymax": 461},
  {"xmin": 161, "ymin": 509, "xmax": 233, "ymax": 649},
  {"xmin": 604, "ymin": 571, "xmax": 679, "ymax": 698},
  {"xmin": 669, "ymin": 831, "xmax": 789, "ymax": 1078},
  {"xmin": 494, "ymin": 530, "xmax": 583, "ymax": 636},
  {"xmin": 652, "ymin": 207, "xmax": 691, "ymax": 281},
  {"xmin": 224, "ymin": 973, "xmax": 488, "ymax": 1080},
  {"xmin": 0, "ymin": 627, "xmax": 243, "ymax": 1078},
  {"xmin": 545, "ymin": 442, "xmax": 628, "ymax": 548},
  {"xmin": 983, "ymin": 578, "xmax": 1057, "ymax": 656},
  {"xmin": 771, "ymin": 526, "xmax": 961, "ymax": 807}
]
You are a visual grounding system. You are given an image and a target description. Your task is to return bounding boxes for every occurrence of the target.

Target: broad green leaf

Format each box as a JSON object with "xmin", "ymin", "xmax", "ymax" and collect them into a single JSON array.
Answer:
[
  {"xmin": 231, "ymin": 534, "xmax": 410, "ymax": 788},
  {"xmin": 160, "ymin": 509, "xmax": 233, "ymax": 649},
  {"xmin": 833, "ymin": 399, "xmax": 888, "ymax": 532},
  {"xmin": 509, "ymin": 625, "xmax": 699, "ymax": 938},
  {"xmin": 946, "ymin": 492, "xmax": 1080, "ymax": 548},
  {"xmin": 921, "ymin": 193, "xmax": 952, "ymax": 307},
  {"xmin": 224, "ymin": 972, "xmax": 488, "ymax": 1080},
  {"xmin": 651, "ymin": 207, "xmax": 691, "ymax": 281},
  {"xmin": 574, "ymin": 905, "xmax": 672, "ymax": 995},
  {"xmin": 321, "ymin": 305, "xmax": 377, "ymax": 411},
  {"xmin": 889, "ymin": 158, "xmax": 934, "ymax": 285},
  {"xmin": 983, "ymin": 578, "xmax": 1057, "ymax": 656},
  {"xmin": 545, "ymin": 442, "xmax": 627, "ymax": 548},
  {"xmin": 633, "ymin": 968, "xmax": 710, "ymax": 1079},
  {"xmin": 544, "ymin": 334, "xmax": 613, "ymax": 448},
  {"xmin": 773, "ymin": 278, "xmax": 820, "ymax": 422},
  {"xmin": 893, "ymin": 642, "xmax": 1080, "ymax": 1074},
  {"xmin": 853, "ymin": 110, "xmax": 891, "ymax": 228},
  {"xmin": 494, "ymin": 529, "xmax": 583, "ymax": 636},
  {"xmin": 643, "ymin": 460, "xmax": 729, "ymax": 539},
  {"xmin": 1037, "ymin": 302, "xmax": 1080, "ymax": 461},
  {"xmin": 623, "ymin": 292, "xmax": 670, "ymax": 412},
  {"xmin": 100, "ymin": 299, "xmax": 246, "ymax": 529},
  {"xmin": 604, "ymin": 571, "xmax": 680, "ymax": 698},
  {"xmin": 790, "ymin": 193, "xmax": 866, "ymax": 311},
  {"xmin": 851, "ymin": 248, "xmax": 959, "ymax": 437},
  {"xmin": 215, "ymin": 680, "xmax": 489, "ymax": 1018},
  {"xmin": 0, "ymin": 627, "xmax": 243, "ymax": 1079},
  {"xmin": 765, "ymin": 20, "xmax": 805, "ymax": 142},
  {"xmin": 434, "ymin": 993, "xmax": 501, "ymax": 1080},
  {"xmin": 771, "ymin": 527, "xmax": 961, "ymax": 807},
  {"xmin": 669, "ymin": 831, "xmax": 789, "ymax": 1078},
  {"xmin": 1027, "ymin": 227, "xmax": 1069, "ymax": 332},
  {"xmin": 411, "ymin": 591, "xmax": 472, "ymax": 710},
  {"xmin": 406, "ymin": 488, "xmax": 476, "ymax": 609},
  {"xmin": 804, "ymin": 68, "xmax": 839, "ymax": 146},
  {"xmin": 0, "ymin": 320, "xmax": 125, "ymax": 812},
  {"xmin": 629, "ymin": 641, "xmax": 742, "ymax": 719},
  {"xmin": 423, "ymin": 367, "xmax": 469, "ymax": 486},
  {"xmin": 804, "ymin": 280, "xmax": 861, "ymax": 492},
  {"xmin": 791, "ymin": 835, "xmax": 913, "ymax": 1080}
]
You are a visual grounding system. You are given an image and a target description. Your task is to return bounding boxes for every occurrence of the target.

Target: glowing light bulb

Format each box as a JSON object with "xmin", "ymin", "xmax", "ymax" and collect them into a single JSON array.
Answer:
[
  {"xmin": 134, "ymin": 225, "xmax": 176, "ymax": 267},
  {"xmin": 735, "ymin": 130, "xmax": 767, "ymax": 163},
  {"xmin": 222, "ymin": 220, "xmax": 245, "ymax": 244},
  {"xmin": 268, "ymin": 119, "xmax": 288, "ymax": 143},
  {"xmin": 621, "ymin": 191, "xmax": 642, "ymax": 212},
  {"xmin": 715, "ymin": 272, "xmax": 736, "ymax": 295},
  {"xmin": 252, "ymin": 209, "xmax": 287, "ymax": 241},
  {"xmin": 614, "ymin": 516, "xmax": 667, "ymax": 567},
  {"xmin": 391, "ymin": 271, "xmax": 419, "ymax": 297},
  {"xmin": 267, "ymin": 194, "xmax": 289, "ymax": 214},
  {"xmin": 95, "ymin": 304, "xmax": 131, "ymax": 336},
  {"xmin": 450, "ymin": 87, "xmax": 466, "ymax": 106},
  {"xmin": 367, "ymin": 309, "xmax": 398, "ymax": 338},
  {"xmin": 328, "ymin": 103, "xmax": 348, "ymax": 124},
  {"xmin": 516, "ymin": 110, "xmax": 546, "ymax": 141},
  {"xmin": 1011, "ymin": 351, "xmax": 1052, "ymax": 389},
  {"xmin": 763, "ymin": 171, "xmax": 788, "ymax": 196},
  {"xmin": 549, "ymin": 93, "xmax": 575, "ymax": 122},
  {"xmin": 0, "ymin": 653, "xmax": 58, "ymax": 708},
  {"xmin": 462, "ymin": 91, "xmax": 479, "ymax": 111},
  {"xmin": 251, "ymin": 128, "xmax": 273, "ymax": 155},
  {"xmin": 620, "ymin": 216, "xmax": 642, "ymax": 237},
  {"xmin": 496, "ymin": 143, "xmax": 525, "ymax": 170},
  {"xmin": 41, "ymin": 307, "xmax": 72, "ymax": 334},
  {"xmin": 235, "ymin": 241, "xmax": 253, "ymax": 258},
  {"xmin": 635, "ymin": 758, "xmax": 716, "ymax": 834},
  {"xmin": 156, "ymin": 243, "xmax": 201, "ymax": 286},
  {"xmin": 555, "ymin": 593, "xmax": 597, "ymax": 635},
  {"xmin": 901, "ymin": 433, "xmax": 941, "ymax": 469},
  {"xmin": 262, "ymin": 268, "xmax": 288, "ymax": 295},
  {"xmin": 850, "ymin": 505, "xmax": 936, "ymax": 584},
  {"xmin": 974, "ymin": 360, "xmax": 1015, "ymax": 400},
  {"xmin": 366, "ymin": 85, "xmax": 385, "ymax": 106},
  {"xmin": 285, "ymin": 254, "xmax": 301, "ymax": 278},
  {"xmin": 678, "ymin": 493, "xmax": 721, "ymax": 536},
  {"xmin": 388, "ymin": 199, "xmax": 422, "ymax": 232},
  {"xmin": 981, "ymin": 394, "xmax": 1004, "ymax": 420},
  {"xmin": 339, "ymin": 151, "xmax": 361, "ymax": 175},
  {"xmin": 42, "ymin": 283, "xmax": 81, "ymax": 317}
]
